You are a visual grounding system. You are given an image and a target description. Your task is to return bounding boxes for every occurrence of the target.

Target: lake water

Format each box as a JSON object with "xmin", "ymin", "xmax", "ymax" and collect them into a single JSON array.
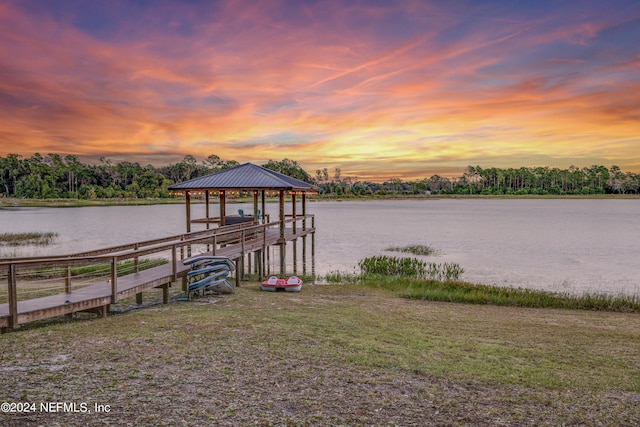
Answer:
[{"xmin": 1, "ymin": 199, "xmax": 638, "ymax": 296}]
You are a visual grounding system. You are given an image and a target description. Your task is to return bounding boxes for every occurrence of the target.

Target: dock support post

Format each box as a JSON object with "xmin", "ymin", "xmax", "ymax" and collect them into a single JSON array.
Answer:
[
  {"xmin": 111, "ymin": 257, "xmax": 118, "ymax": 304},
  {"xmin": 302, "ymin": 194, "xmax": 307, "ymax": 231},
  {"xmin": 279, "ymin": 189, "xmax": 286, "ymax": 274},
  {"xmin": 262, "ymin": 226, "xmax": 267, "ymax": 278},
  {"xmin": 240, "ymin": 230, "xmax": 245, "ymax": 283},
  {"xmin": 65, "ymin": 265, "xmax": 72, "ymax": 294},
  {"xmin": 292, "ymin": 193, "xmax": 297, "ymax": 235},
  {"xmin": 185, "ymin": 190, "xmax": 191, "ymax": 233},
  {"xmin": 134, "ymin": 243, "xmax": 139, "ymax": 273},
  {"xmin": 186, "ymin": 190, "xmax": 192, "ymax": 258},
  {"xmin": 292, "ymin": 193, "xmax": 297, "ymax": 274},
  {"xmin": 311, "ymin": 216, "xmax": 316, "ymax": 278},
  {"xmin": 8, "ymin": 264, "xmax": 18, "ymax": 329},
  {"xmin": 219, "ymin": 190, "xmax": 226, "ymax": 226},
  {"xmin": 280, "ymin": 244, "xmax": 286, "ymax": 275},
  {"xmin": 162, "ymin": 283, "xmax": 169, "ymax": 304},
  {"xmin": 302, "ymin": 194, "xmax": 307, "ymax": 276},
  {"xmin": 235, "ymin": 258, "xmax": 240, "ymax": 288},
  {"xmin": 302, "ymin": 235, "xmax": 307, "ymax": 276},
  {"xmin": 205, "ymin": 190, "xmax": 211, "ymax": 251},
  {"xmin": 266, "ymin": 246, "xmax": 271, "ymax": 275},
  {"xmin": 254, "ymin": 252, "xmax": 258, "ymax": 274},
  {"xmin": 136, "ymin": 243, "xmax": 143, "ymax": 304},
  {"xmin": 293, "ymin": 239, "xmax": 297, "ymax": 275},
  {"xmin": 279, "ymin": 190, "xmax": 285, "ymax": 238},
  {"xmin": 253, "ymin": 190, "xmax": 259, "ymax": 224},
  {"xmin": 172, "ymin": 245, "xmax": 178, "ymax": 281}
]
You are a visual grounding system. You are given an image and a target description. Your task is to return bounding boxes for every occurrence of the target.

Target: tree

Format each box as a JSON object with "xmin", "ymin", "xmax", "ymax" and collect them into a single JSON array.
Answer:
[{"xmin": 262, "ymin": 158, "xmax": 312, "ymax": 182}]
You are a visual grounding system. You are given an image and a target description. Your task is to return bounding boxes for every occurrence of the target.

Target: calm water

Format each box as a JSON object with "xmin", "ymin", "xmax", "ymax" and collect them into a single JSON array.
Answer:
[{"xmin": 1, "ymin": 199, "xmax": 638, "ymax": 296}]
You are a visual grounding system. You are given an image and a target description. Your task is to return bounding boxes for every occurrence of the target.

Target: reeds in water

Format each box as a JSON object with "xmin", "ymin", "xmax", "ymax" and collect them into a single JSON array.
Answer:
[
  {"xmin": 385, "ymin": 244, "xmax": 437, "ymax": 256},
  {"xmin": 326, "ymin": 255, "xmax": 639, "ymax": 312},
  {"xmin": 398, "ymin": 280, "xmax": 640, "ymax": 312},
  {"xmin": 358, "ymin": 255, "xmax": 464, "ymax": 281},
  {"xmin": 0, "ymin": 231, "xmax": 58, "ymax": 246}
]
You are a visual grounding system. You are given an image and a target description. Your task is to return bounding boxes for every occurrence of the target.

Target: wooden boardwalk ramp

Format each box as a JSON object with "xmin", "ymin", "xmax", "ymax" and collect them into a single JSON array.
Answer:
[{"xmin": 0, "ymin": 216, "xmax": 314, "ymax": 332}]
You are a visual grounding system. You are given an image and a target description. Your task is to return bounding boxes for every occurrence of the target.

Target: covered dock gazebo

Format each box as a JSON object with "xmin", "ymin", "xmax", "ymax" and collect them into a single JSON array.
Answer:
[{"xmin": 168, "ymin": 162, "xmax": 318, "ymax": 277}]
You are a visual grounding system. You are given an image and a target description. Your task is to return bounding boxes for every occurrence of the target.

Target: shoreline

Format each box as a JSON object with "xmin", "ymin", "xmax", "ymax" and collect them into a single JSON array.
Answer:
[{"xmin": 2, "ymin": 193, "xmax": 639, "ymax": 208}]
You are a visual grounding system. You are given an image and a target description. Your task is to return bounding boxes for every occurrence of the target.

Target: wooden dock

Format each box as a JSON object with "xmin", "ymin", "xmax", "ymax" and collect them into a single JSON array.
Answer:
[{"xmin": 0, "ymin": 215, "xmax": 314, "ymax": 332}]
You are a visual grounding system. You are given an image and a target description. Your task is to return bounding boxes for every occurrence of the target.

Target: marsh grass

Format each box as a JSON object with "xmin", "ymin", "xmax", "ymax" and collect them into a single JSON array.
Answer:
[
  {"xmin": 358, "ymin": 255, "xmax": 464, "ymax": 281},
  {"xmin": 0, "ymin": 231, "xmax": 58, "ymax": 246},
  {"xmin": 323, "ymin": 270, "xmax": 359, "ymax": 284},
  {"xmin": 385, "ymin": 244, "xmax": 438, "ymax": 256},
  {"xmin": 362, "ymin": 276, "xmax": 640, "ymax": 312},
  {"xmin": 324, "ymin": 256, "xmax": 639, "ymax": 312}
]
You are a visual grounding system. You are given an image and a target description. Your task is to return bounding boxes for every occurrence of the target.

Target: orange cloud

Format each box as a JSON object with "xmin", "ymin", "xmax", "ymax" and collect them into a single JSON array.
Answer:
[{"xmin": 1, "ymin": 0, "xmax": 639, "ymax": 180}]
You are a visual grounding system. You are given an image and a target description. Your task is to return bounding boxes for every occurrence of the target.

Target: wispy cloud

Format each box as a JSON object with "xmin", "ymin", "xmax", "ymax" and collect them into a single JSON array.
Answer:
[{"xmin": 1, "ymin": 0, "xmax": 639, "ymax": 178}]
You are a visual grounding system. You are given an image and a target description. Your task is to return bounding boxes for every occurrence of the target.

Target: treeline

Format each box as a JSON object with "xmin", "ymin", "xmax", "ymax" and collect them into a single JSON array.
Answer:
[
  {"xmin": 0, "ymin": 153, "xmax": 315, "ymax": 199},
  {"xmin": 316, "ymin": 165, "xmax": 640, "ymax": 196},
  {"xmin": 1, "ymin": 153, "xmax": 638, "ymax": 199},
  {"xmin": 0, "ymin": 153, "xmax": 239, "ymax": 199}
]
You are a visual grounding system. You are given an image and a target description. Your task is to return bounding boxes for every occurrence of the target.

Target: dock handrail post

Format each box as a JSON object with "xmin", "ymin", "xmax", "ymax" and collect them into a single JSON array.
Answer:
[
  {"xmin": 311, "ymin": 216, "xmax": 316, "ymax": 277},
  {"xmin": 240, "ymin": 230, "xmax": 246, "ymax": 282},
  {"xmin": 263, "ymin": 223, "xmax": 267, "ymax": 246},
  {"xmin": 134, "ymin": 243, "xmax": 139, "ymax": 272},
  {"xmin": 279, "ymin": 190, "xmax": 285, "ymax": 238},
  {"xmin": 262, "ymin": 224, "xmax": 267, "ymax": 279},
  {"xmin": 65, "ymin": 265, "xmax": 72, "ymax": 293},
  {"xmin": 212, "ymin": 235, "xmax": 217, "ymax": 255},
  {"xmin": 302, "ymin": 193, "xmax": 307, "ymax": 231},
  {"xmin": 253, "ymin": 190, "xmax": 259, "ymax": 224},
  {"xmin": 172, "ymin": 245, "xmax": 177, "ymax": 281},
  {"xmin": 111, "ymin": 256, "xmax": 118, "ymax": 304},
  {"xmin": 8, "ymin": 263, "xmax": 18, "ymax": 329}
]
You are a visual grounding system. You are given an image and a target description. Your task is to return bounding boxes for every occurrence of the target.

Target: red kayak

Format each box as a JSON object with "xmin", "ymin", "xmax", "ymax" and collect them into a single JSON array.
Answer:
[{"xmin": 261, "ymin": 276, "xmax": 302, "ymax": 292}]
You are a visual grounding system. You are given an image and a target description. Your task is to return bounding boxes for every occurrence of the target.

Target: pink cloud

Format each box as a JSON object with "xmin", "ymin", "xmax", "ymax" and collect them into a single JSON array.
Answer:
[{"xmin": 0, "ymin": 0, "xmax": 638, "ymax": 179}]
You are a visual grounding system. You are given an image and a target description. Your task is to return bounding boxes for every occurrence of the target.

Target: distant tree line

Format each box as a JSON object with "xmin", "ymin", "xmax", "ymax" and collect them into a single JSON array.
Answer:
[
  {"xmin": 0, "ymin": 153, "xmax": 239, "ymax": 199},
  {"xmin": 1, "ymin": 152, "xmax": 638, "ymax": 199},
  {"xmin": 315, "ymin": 164, "xmax": 640, "ymax": 196},
  {"xmin": 427, "ymin": 165, "xmax": 640, "ymax": 195}
]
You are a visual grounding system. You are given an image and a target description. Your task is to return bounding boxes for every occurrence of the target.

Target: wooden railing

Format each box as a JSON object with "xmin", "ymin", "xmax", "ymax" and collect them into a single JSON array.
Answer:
[{"xmin": 0, "ymin": 215, "xmax": 314, "ymax": 330}]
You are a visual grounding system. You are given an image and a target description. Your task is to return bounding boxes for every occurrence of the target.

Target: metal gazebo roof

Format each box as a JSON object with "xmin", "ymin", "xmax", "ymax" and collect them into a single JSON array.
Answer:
[{"xmin": 167, "ymin": 162, "xmax": 317, "ymax": 192}]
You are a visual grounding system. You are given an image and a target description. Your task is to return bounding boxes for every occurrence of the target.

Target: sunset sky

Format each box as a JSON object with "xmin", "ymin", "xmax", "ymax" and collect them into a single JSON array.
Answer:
[{"xmin": 1, "ymin": 0, "xmax": 639, "ymax": 180}]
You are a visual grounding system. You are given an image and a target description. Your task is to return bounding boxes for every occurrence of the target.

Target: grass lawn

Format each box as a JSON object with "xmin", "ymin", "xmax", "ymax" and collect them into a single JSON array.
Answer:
[{"xmin": 1, "ymin": 283, "xmax": 638, "ymax": 426}]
